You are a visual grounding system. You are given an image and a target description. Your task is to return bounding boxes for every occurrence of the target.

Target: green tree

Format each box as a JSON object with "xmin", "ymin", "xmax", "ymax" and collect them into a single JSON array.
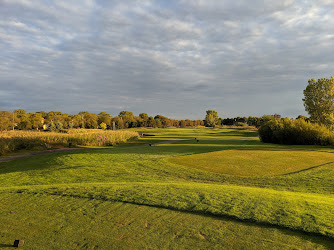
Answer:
[
  {"xmin": 147, "ymin": 116, "xmax": 155, "ymax": 127},
  {"xmin": 119, "ymin": 111, "xmax": 135, "ymax": 128},
  {"xmin": 29, "ymin": 113, "xmax": 43, "ymax": 130},
  {"xmin": 17, "ymin": 113, "xmax": 32, "ymax": 130},
  {"xmin": 138, "ymin": 113, "xmax": 149, "ymax": 127},
  {"xmin": 14, "ymin": 109, "xmax": 26, "ymax": 118},
  {"xmin": 98, "ymin": 112, "xmax": 112, "ymax": 128},
  {"xmin": 154, "ymin": 115, "xmax": 171, "ymax": 128},
  {"xmin": 296, "ymin": 115, "xmax": 308, "ymax": 121},
  {"xmin": 0, "ymin": 111, "xmax": 12, "ymax": 131},
  {"xmin": 303, "ymin": 77, "xmax": 334, "ymax": 128},
  {"xmin": 112, "ymin": 117, "xmax": 124, "ymax": 129},
  {"xmin": 179, "ymin": 120, "xmax": 186, "ymax": 128},
  {"xmin": 100, "ymin": 122, "xmax": 107, "ymax": 130},
  {"xmin": 81, "ymin": 112, "xmax": 98, "ymax": 129},
  {"xmin": 204, "ymin": 110, "xmax": 219, "ymax": 127},
  {"xmin": 139, "ymin": 113, "xmax": 149, "ymax": 120},
  {"xmin": 69, "ymin": 114, "xmax": 82, "ymax": 128}
]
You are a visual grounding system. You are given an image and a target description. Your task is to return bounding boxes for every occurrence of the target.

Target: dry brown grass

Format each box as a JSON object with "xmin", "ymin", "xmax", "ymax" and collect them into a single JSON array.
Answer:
[{"xmin": 0, "ymin": 130, "xmax": 139, "ymax": 156}]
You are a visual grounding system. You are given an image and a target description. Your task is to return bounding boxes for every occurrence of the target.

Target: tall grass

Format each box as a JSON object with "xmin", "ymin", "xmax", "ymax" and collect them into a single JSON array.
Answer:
[{"xmin": 0, "ymin": 130, "xmax": 139, "ymax": 156}]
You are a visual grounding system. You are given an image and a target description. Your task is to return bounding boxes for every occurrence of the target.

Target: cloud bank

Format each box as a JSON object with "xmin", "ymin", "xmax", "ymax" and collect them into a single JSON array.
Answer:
[{"xmin": 1, "ymin": 0, "xmax": 333, "ymax": 119}]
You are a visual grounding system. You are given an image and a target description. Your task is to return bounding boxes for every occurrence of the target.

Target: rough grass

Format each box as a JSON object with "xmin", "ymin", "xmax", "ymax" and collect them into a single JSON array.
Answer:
[
  {"xmin": 0, "ymin": 130, "xmax": 139, "ymax": 156},
  {"xmin": 0, "ymin": 127, "xmax": 334, "ymax": 248}
]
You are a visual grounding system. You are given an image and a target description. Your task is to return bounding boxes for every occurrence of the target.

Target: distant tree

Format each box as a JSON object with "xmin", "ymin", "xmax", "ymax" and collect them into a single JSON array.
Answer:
[
  {"xmin": 137, "ymin": 113, "xmax": 148, "ymax": 127},
  {"xmin": 36, "ymin": 111, "xmax": 47, "ymax": 119},
  {"xmin": 147, "ymin": 116, "xmax": 155, "ymax": 127},
  {"xmin": 47, "ymin": 121, "xmax": 63, "ymax": 132},
  {"xmin": 247, "ymin": 116, "xmax": 262, "ymax": 127},
  {"xmin": 154, "ymin": 118, "xmax": 162, "ymax": 128},
  {"xmin": 100, "ymin": 122, "xmax": 107, "ymax": 130},
  {"xmin": 14, "ymin": 109, "xmax": 26, "ymax": 118},
  {"xmin": 83, "ymin": 112, "xmax": 98, "ymax": 129},
  {"xmin": 139, "ymin": 113, "xmax": 149, "ymax": 120},
  {"xmin": 235, "ymin": 117, "xmax": 247, "ymax": 123},
  {"xmin": 303, "ymin": 77, "xmax": 334, "ymax": 128},
  {"xmin": 262, "ymin": 115, "xmax": 275, "ymax": 123},
  {"xmin": 60, "ymin": 113, "xmax": 71, "ymax": 129},
  {"xmin": 179, "ymin": 120, "xmax": 186, "ymax": 128},
  {"xmin": 48, "ymin": 121, "xmax": 57, "ymax": 132},
  {"xmin": 194, "ymin": 120, "xmax": 204, "ymax": 126},
  {"xmin": 185, "ymin": 119, "xmax": 194, "ymax": 127},
  {"xmin": 112, "ymin": 117, "xmax": 124, "ymax": 129},
  {"xmin": 118, "ymin": 111, "xmax": 135, "ymax": 128},
  {"xmin": 29, "ymin": 113, "xmax": 43, "ymax": 130},
  {"xmin": 55, "ymin": 121, "xmax": 63, "ymax": 131},
  {"xmin": 222, "ymin": 118, "xmax": 234, "ymax": 125},
  {"xmin": 69, "ymin": 114, "xmax": 82, "ymax": 128},
  {"xmin": 46, "ymin": 111, "xmax": 63, "ymax": 125},
  {"xmin": 97, "ymin": 112, "xmax": 112, "ymax": 129},
  {"xmin": 17, "ymin": 113, "xmax": 32, "ymax": 130},
  {"xmin": 204, "ymin": 110, "xmax": 219, "ymax": 127},
  {"xmin": 0, "ymin": 111, "xmax": 12, "ymax": 131},
  {"xmin": 154, "ymin": 115, "xmax": 172, "ymax": 128},
  {"xmin": 296, "ymin": 115, "xmax": 308, "ymax": 121}
]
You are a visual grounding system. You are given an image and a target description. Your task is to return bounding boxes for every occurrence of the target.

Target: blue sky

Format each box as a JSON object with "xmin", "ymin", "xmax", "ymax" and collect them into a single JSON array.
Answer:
[{"xmin": 1, "ymin": 0, "xmax": 333, "ymax": 119}]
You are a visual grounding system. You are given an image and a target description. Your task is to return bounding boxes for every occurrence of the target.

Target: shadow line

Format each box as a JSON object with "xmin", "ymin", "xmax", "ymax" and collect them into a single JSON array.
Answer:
[
  {"xmin": 282, "ymin": 161, "xmax": 334, "ymax": 175},
  {"xmin": 0, "ymin": 243, "xmax": 13, "ymax": 248}
]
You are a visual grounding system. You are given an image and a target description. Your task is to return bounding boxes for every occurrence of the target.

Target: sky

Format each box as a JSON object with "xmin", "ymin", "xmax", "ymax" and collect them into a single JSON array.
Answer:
[{"xmin": 1, "ymin": 0, "xmax": 334, "ymax": 119}]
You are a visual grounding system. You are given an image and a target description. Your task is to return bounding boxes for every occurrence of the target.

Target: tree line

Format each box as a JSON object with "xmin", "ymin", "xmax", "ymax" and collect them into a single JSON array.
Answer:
[
  {"xmin": 203, "ymin": 110, "xmax": 303, "ymax": 128},
  {"xmin": 0, "ymin": 110, "xmax": 205, "ymax": 131},
  {"xmin": 1, "ymin": 108, "xmax": 303, "ymax": 132}
]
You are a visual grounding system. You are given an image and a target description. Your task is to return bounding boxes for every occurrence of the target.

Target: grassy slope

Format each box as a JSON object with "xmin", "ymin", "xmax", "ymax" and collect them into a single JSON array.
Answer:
[
  {"xmin": 2, "ymin": 193, "xmax": 333, "ymax": 249},
  {"xmin": 1, "ymin": 128, "xmax": 334, "ymax": 248}
]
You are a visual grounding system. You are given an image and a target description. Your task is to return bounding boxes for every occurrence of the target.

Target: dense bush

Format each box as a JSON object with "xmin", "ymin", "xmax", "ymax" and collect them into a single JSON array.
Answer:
[{"xmin": 258, "ymin": 118, "xmax": 334, "ymax": 145}]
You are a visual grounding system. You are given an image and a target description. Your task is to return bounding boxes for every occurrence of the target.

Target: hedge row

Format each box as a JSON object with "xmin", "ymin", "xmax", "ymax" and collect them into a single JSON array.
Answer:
[{"xmin": 258, "ymin": 118, "xmax": 334, "ymax": 145}]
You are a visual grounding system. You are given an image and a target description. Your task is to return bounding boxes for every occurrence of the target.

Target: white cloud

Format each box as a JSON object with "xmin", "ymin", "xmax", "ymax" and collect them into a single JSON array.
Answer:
[{"xmin": 0, "ymin": 0, "xmax": 333, "ymax": 118}]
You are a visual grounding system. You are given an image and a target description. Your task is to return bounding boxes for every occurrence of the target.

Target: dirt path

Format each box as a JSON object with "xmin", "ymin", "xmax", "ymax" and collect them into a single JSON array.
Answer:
[{"xmin": 0, "ymin": 139, "xmax": 188, "ymax": 163}]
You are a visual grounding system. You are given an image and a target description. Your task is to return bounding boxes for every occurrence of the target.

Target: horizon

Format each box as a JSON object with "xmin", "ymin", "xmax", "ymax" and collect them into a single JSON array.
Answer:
[{"xmin": 4, "ymin": 108, "xmax": 294, "ymax": 121}]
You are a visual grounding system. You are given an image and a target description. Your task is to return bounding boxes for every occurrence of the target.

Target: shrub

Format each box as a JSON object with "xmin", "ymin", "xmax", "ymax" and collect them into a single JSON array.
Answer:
[
  {"xmin": 234, "ymin": 122, "xmax": 247, "ymax": 127},
  {"xmin": 258, "ymin": 118, "xmax": 334, "ymax": 145}
]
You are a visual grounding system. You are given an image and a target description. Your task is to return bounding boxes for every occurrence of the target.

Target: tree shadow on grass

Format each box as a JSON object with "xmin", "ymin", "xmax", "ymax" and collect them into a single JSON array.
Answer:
[
  {"xmin": 1, "ymin": 138, "xmax": 333, "ymax": 175},
  {"xmin": 0, "ymin": 243, "xmax": 14, "ymax": 248}
]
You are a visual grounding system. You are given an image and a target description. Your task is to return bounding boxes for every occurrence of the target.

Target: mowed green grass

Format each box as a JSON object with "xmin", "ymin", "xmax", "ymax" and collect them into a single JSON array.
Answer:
[
  {"xmin": 169, "ymin": 149, "xmax": 334, "ymax": 176},
  {"xmin": 1, "ymin": 192, "xmax": 333, "ymax": 249},
  {"xmin": 1, "ymin": 127, "xmax": 334, "ymax": 248}
]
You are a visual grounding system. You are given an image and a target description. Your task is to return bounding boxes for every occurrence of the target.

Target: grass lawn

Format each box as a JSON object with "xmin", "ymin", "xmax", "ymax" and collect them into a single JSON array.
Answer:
[
  {"xmin": 169, "ymin": 149, "xmax": 334, "ymax": 176},
  {"xmin": 1, "ymin": 127, "xmax": 334, "ymax": 248}
]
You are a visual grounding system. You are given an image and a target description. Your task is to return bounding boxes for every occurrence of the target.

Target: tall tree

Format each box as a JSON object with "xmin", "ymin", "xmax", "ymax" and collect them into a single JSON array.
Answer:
[
  {"xmin": 118, "ymin": 111, "xmax": 135, "ymax": 128},
  {"xmin": 303, "ymin": 77, "xmax": 334, "ymax": 128},
  {"xmin": 204, "ymin": 110, "xmax": 219, "ymax": 127},
  {"xmin": 98, "ymin": 112, "xmax": 112, "ymax": 128},
  {"xmin": 80, "ymin": 111, "xmax": 98, "ymax": 129},
  {"xmin": 0, "ymin": 111, "xmax": 12, "ymax": 131},
  {"xmin": 29, "ymin": 112, "xmax": 43, "ymax": 130}
]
